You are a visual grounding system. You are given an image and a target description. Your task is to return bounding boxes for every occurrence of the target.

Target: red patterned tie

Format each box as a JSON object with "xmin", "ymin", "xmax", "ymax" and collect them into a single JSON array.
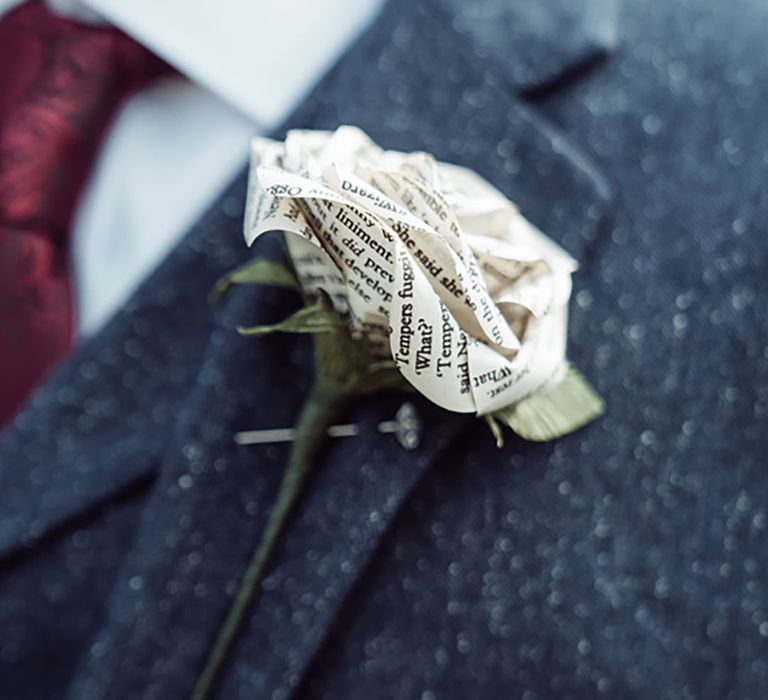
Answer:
[{"xmin": 0, "ymin": 1, "xmax": 170, "ymax": 426}]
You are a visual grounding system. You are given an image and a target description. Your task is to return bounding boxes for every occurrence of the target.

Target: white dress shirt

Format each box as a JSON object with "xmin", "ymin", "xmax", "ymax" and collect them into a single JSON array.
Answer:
[{"xmin": 1, "ymin": 0, "xmax": 383, "ymax": 335}]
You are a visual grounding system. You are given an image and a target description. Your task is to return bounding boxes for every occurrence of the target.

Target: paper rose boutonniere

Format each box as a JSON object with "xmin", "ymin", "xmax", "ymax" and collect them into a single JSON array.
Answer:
[{"xmin": 194, "ymin": 127, "xmax": 603, "ymax": 699}]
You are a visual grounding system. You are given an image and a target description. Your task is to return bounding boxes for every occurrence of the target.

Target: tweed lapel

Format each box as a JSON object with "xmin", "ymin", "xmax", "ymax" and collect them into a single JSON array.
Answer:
[
  {"xmin": 442, "ymin": 0, "xmax": 618, "ymax": 94},
  {"xmin": 0, "ymin": 173, "xmax": 250, "ymax": 565},
  {"xmin": 62, "ymin": 0, "xmax": 617, "ymax": 698}
]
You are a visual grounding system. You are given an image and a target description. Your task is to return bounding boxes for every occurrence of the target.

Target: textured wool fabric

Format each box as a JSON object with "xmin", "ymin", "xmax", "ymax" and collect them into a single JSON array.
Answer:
[
  {"xmin": 297, "ymin": 3, "xmax": 768, "ymax": 698},
  {"xmin": 0, "ymin": 0, "xmax": 766, "ymax": 699}
]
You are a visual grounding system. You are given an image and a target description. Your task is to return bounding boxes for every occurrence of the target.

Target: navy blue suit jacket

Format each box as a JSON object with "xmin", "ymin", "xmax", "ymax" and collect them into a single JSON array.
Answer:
[{"xmin": 1, "ymin": 1, "xmax": 766, "ymax": 698}]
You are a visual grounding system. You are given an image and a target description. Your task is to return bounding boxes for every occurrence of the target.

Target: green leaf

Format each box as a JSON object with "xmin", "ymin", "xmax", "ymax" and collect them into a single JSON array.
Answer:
[
  {"xmin": 236, "ymin": 300, "xmax": 345, "ymax": 337},
  {"xmin": 491, "ymin": 364, "xmax": 604, "ymax": 442},
  {"xmin": 484, "ymin": 414, "xmax": 505, "ymax": 448},
  {"xmin": 209, "ymin": 258, "xmax": 299, "ymax": 302}
]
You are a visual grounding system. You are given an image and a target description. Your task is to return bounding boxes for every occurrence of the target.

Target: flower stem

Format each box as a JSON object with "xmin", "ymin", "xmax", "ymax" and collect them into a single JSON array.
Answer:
[{"xmin": 190, "ymin": 378, "xmax": 350, "ymax": 700}]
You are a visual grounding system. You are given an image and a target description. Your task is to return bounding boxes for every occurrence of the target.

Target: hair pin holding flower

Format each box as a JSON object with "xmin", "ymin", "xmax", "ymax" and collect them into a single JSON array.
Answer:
[{"xmin": 234, "ymin": 401, "xmax": 421, "ymax": 449}]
